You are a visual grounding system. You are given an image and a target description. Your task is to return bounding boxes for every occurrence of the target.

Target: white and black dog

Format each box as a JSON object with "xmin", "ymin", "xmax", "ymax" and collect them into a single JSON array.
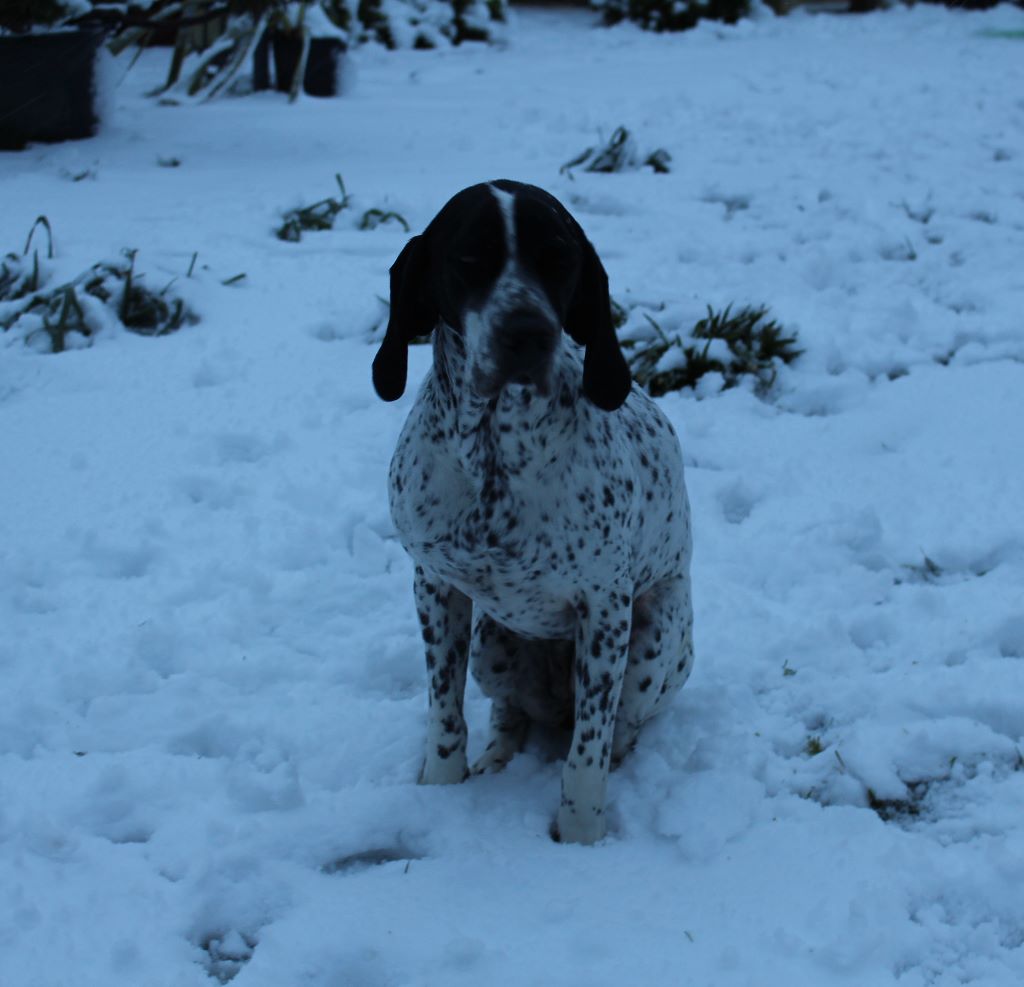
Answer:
[{"xmin": 373, "ymin": 180, "xmax": 693, "ymax": 844}]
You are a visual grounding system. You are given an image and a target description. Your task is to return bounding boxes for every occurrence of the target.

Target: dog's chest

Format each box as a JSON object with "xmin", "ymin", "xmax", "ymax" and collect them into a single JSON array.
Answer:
[
  {"xmin": 390, "ymin": 459, "xmax": 591, "ymax": 637},
  {"xmin": 387, "ymin": 378, "xmax": 690, "ymax": 639},
  {"xmin": 388, "ymin": 399, "xmax": 618, "ymax": 638}
]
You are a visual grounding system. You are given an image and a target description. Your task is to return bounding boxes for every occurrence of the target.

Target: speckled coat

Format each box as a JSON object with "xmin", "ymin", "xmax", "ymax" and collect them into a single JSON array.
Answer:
[{"xmin": 373, "ymin": 181, "xmax": 694, "ymax": 844}]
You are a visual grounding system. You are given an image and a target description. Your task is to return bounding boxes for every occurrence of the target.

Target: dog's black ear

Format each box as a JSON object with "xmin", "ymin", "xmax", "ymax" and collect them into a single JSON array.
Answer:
[
  {"xmin": 372, "ymin": 235, "xmax": 436, "ymax": 402},
  {"xmin": 564, "ymin": 236, "xmax": 632, "ymax": 412}
]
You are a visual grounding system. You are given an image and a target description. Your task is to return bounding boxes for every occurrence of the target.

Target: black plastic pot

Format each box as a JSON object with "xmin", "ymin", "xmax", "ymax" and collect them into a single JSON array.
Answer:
[
  {"xmin": 253, "ymin": 32, "xmax": 345, "ymax": 98},
  {"xmin": 0, "ymin": 30, "xmax": 101, "ymax": 150}
]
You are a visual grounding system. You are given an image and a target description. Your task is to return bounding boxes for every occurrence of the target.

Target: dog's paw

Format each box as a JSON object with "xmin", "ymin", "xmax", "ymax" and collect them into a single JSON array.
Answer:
[
  {"xmin": 553, "ymin": 805, "xmax": 607, "ymax": 846},
  {"xmin": 418, "ymin": 752, "xmax": 469, "ymax": 785},
  {"xmin": 470, "ymin": 746, "xmax": 514, "ymax": 777}
]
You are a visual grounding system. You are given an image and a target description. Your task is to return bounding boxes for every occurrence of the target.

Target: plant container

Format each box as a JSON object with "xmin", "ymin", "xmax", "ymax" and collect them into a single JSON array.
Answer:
[
  {"xmin": 253, "ymin": 31, "xmax": 345, "ymax": 98},
  {"xmin": 0, "ymin": 30, "xmax": 101, "ymax": 150}
]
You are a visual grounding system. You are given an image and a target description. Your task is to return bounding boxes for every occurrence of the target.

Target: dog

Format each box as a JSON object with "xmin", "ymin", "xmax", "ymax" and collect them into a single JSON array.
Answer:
[{"xmin": 372, "ymin": 180, "xmax": 694, "ymax": 844}]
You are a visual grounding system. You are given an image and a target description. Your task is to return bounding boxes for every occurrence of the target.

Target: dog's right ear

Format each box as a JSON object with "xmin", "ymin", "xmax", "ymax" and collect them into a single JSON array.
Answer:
[{"xmin": 372, "ymin": 235, "xmax": 436, "ymax": 402}]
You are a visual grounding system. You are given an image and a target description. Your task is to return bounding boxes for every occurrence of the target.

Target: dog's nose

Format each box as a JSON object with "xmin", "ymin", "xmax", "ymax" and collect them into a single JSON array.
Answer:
[{"xmin": 493, "ymin": 310, "xmax": 558, "ymax": 380}]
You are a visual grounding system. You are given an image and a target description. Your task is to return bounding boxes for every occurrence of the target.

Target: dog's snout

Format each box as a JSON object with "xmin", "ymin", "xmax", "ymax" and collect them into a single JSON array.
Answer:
[{"xmin": 493, "ymin": 310, "xmax": 558, "ymax": 380}]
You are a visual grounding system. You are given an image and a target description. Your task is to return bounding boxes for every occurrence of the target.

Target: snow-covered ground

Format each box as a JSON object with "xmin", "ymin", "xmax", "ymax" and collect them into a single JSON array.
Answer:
[{"xmin": 3, "ymin": 5, "xmax": 1024, "ymax": 984}]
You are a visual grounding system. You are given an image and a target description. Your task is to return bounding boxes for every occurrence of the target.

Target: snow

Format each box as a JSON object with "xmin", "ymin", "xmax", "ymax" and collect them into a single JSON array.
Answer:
[{"xmin": 3, "ymin": 5, "xmax": 1024, "ymax": 985}]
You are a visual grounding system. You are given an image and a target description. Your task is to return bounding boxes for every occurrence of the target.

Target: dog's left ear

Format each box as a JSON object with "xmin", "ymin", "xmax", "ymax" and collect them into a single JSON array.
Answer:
[
  {"xmin": 564, "ymin": 235, "xmax": 632, "ymax": 412},
  {"xmin": 372, "ymin": 235, "xmax": 437, "ymax": 402}
]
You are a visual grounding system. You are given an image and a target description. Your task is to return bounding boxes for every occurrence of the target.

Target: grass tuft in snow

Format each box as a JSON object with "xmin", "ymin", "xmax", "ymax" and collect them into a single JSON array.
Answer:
[
  {"xmin": 621, "ymin": 303, "xmax": 802, "ymax": 396},
  {"xmin": 276, "ymin": 174, "xmax": 409, "ymax": 241},
  {"xmin": 0, "ymin": 217, "xmax": 54, "ymax": 303},
  {"xmin": 898, "ymin": 553, "xmax": 944, "ymax": 585},
  {"xmin": 277, "ymin": 173, "xmax": 352, "ymax": 241},
  {"xmin": 880, "ymin": 237, "xmax": 918, "ymax": 262},
  {"xmin": 900, "ymin": 199, "xmax": 935, "ymax": 225},
  {"xmin": 894, "ymin": 552, "xmax": 997, "ymax": 587},
  {"xmin": 867, "ymin": 784, "xmax": 928, "ymax": 823},
  {"xmin": 561, "ymin": 126, "xmax": 671, "ymax": 176},
  {"xmin": 358, "ymin": 207, "xmax": 411, "ymax": 232}
]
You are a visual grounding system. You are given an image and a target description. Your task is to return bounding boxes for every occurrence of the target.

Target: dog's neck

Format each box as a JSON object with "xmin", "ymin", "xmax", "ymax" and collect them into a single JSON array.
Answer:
[{"xmin": 430, "ymin": 323, "xmax": 579, "ymax": 489}]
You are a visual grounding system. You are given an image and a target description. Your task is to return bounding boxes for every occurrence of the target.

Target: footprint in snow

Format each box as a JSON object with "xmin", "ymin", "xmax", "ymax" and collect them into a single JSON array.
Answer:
[
  {"xmin": 80, "ymin": 534, "xmax": 159, "ymax": 579},
  {"xmin": 196, "ymin": 929, "xmax": 258, "ymax": 985},
  {"xmin": 175, "ymin": 473, "xmax": 244, "ymax": 510},
  {"xmin": 321, "ymin": 845, "xmax": 422, "ymax": 876},
  {"xmin": 213, "ymin": 432, "xmax": 286, "ymax": 465},
  {"xmin": 716, "ymin": 479, "xmax": 760, "ymax": 525}
]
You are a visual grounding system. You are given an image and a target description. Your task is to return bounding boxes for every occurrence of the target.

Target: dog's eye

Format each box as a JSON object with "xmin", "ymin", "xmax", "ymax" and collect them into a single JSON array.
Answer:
[{"xmin": 450, "ymin": 242, "xmax": 503, "ymax": 283}]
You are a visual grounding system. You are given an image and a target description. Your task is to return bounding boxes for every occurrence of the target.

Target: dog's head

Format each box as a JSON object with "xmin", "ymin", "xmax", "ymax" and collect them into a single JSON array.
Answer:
[{"xmin": 371, "ymin": 180, "xmax": 632, "ymax": 412}]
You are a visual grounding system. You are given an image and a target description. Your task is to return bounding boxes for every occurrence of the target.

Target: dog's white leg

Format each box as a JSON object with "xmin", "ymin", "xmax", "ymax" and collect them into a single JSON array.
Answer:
[
  {"xmin": 414, "ymin": 565, "xmax": 472, "ymax": 785},
  {"xmin": 554, "ymin": 589, "xmax": 633, "ymax": 845},
  {"xmin": 612, "ymin": 576, "xmax": 694, "ymax": 765}
]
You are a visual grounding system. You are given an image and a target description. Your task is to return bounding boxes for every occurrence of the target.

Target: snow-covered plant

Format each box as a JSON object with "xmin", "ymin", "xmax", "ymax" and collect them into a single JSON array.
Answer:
[
  {"xmin": 3, "ymin": 283, "xmax": 100, "ymax": 353},
  {"xmin": 593, "ymin": 0, "xmax": 749, "ymax": 33},
  {"xmin": 2, "ymin": 246, "xmax": 197, "ymax": 354},
  {"xmin": 276, "ymin": 175, "xmax": 410, "ymax": 241},
  {"xmin": 347, "ymin": 0, "xmax": 507, "ymax": 48},
  {"xmin": 111, "ymin": 0, "xmax": 507, "ymax": 103},
  {"xmin": 561, "ymin": 126, "xmax": 671, "ymax": 175},
  {"xmin": 619, "ymin": 302, "xmax": 801, "ymax": 396},
  {"xmin": 85, "ymin": 249, "xmax": 197, "ymax": 337},
  {"xmin": 104, "ymin": 2, "xmax": 345, "ymax": 101}
]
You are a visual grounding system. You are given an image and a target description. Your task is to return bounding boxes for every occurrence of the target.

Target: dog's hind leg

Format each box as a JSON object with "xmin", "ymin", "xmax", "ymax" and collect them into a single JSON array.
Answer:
[
  {"xmin": 472, "ymin": 699, "xmax": 530, "ymax": 775},
  {"xmin": 612, "ymin": 576, "xmax": 694, "ymax": 766},
  {"xmin": 470, "ymin": 613, "xmax": 573, "ymax": 774}
]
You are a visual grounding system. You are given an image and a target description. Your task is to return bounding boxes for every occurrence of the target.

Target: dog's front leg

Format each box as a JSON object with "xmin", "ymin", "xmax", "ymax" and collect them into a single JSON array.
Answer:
[
  {"xmin": 414, "ymin": 565, "xmax": 472, "ymax": 785},
  {"xmin": 555, "ymin": 590, "xmax": 633, "ymax": 845}
]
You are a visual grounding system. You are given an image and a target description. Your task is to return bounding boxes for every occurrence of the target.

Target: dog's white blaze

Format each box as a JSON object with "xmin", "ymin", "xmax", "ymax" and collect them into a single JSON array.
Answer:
[
  {"xmin": 490, "ymin": 184, "xmax": 517, "ymax": 258},
  {"xmin": 462, "ymin": 185, "xmax": 561, "ymax": 395},
  {"xmin": 485, "ymin": 184, "xmax": 555, "ymax": 321}
]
